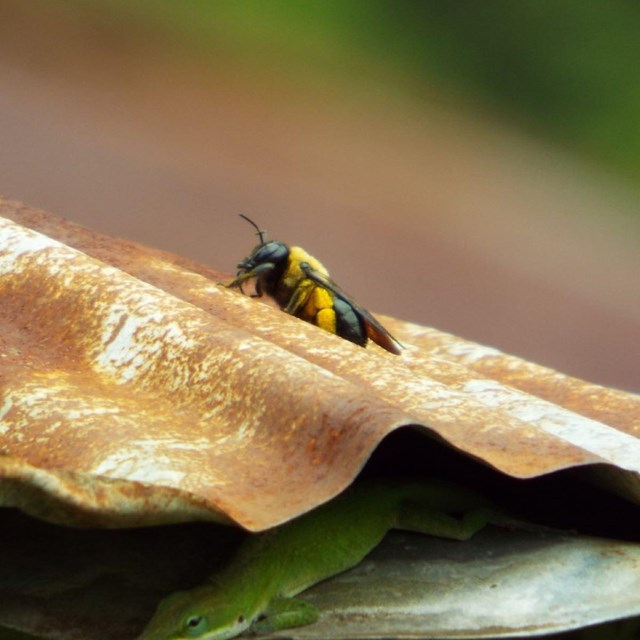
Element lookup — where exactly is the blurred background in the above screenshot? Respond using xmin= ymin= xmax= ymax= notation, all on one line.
xmin=0 ymin=0 xmax=638 ymax=391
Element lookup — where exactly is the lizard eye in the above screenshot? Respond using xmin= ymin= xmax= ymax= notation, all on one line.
xmin=237 ymin=616 xmax=245 ymax=624
xmin=184 ymin=614 xmax=209 ymax=637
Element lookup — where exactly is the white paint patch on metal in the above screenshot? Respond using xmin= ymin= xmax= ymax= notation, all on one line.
xmin=0 ymin=397 xmax=13 ymax=425
xmin=93 ymin=448 xmax=186 ymax=486
xmin=463 ymin=379 xmax=640 ymax=470
xmin=437 ymin=339 xmax=504 ymax=363
xmin=0 ymin=217 xmax=60 ymax=274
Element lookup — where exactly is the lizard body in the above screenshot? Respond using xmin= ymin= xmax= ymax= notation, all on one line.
xmin=138 ymin=478 xmax=502 ymax=640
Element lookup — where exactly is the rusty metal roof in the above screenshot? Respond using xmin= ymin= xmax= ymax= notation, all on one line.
xmin=1 ymin=197 xmax=639 ymax=531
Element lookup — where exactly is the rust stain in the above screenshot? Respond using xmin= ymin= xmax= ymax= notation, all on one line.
xmin=1 ymin=197 xmax=639 ymax=531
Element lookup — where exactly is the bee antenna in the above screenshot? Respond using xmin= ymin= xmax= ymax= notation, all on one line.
xmin=238 ymin=214 xmax=267 ymax=245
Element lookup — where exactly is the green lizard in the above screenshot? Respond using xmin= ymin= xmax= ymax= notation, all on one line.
xmin=137 ymin=478 xmax=511 ymax=640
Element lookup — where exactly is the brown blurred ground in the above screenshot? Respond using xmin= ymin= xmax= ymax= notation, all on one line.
xmin=0 ymin=3 xmax=638 ymax=391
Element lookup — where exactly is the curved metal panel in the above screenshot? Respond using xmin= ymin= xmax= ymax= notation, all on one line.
xmin=1 ymin=199 xmax=639 ymax=531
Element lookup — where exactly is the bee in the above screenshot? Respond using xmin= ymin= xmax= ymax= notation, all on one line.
xmin=224 ymin=215 xmax=403 ymax=354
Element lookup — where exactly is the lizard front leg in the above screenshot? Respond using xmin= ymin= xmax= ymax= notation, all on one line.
xmin=250 ymin=597 xmax=319 ymax=634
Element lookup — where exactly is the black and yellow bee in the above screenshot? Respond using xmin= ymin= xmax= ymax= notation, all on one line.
xmin=225 ymin=215 xmax=403 ymax=354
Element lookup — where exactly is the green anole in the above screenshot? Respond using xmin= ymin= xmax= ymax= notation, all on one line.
xmin=138 ymin=478 xmax=514 ymax=640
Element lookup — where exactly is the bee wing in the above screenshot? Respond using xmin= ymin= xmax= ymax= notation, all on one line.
xmin=300 ymin=263 xmax=403 ymax=355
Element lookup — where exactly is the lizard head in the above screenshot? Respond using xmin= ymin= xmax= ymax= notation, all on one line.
xmin=137 ymin=582 xmax=254 ymax=640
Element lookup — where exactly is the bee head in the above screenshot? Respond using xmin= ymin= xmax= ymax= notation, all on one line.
xmin=237 ymin=240 xmax=289 ymax=273
xmin=235 ymin=215 xmax=289 ymax=275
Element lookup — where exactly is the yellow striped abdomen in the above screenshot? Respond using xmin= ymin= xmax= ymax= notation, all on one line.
xmin=302 ymin=286 xmax=336 ymax=334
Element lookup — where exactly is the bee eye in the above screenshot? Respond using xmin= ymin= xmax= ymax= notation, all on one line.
xmin=254 ymin=241 xmax=288 ymax=264
xmin=184 ymin=614 xmax=208 ymax=636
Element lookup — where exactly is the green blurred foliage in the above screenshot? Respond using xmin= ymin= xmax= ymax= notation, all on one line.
xmin=72 ymin=0 xmax=640 ymax=182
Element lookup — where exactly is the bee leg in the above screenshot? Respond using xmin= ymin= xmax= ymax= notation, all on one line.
xmin=250 ymin=278 xmax=264 ymax=299
xmin=225 ymin=263 xmax=275 ymax=291
xmin=284 ymin=280 xmax=314 ymax=316
xmin=225 ymin=272 xmax=252 ymax=290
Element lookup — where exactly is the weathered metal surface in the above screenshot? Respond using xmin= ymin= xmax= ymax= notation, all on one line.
xmin=396 ymin=321 xmax=640 ymax=437
xmin=1 ymin=197 xmax=640 ymax=531
xmin=278 ymin=529 xmax=640 ymax=639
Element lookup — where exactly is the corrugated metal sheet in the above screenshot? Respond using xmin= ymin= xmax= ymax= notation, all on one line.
xmin=2 ymin=198 xmax=640 ymax=640
xmin=280 ymin=529 xmax=640 ymax=639
xmin=1 ymin=198 xmax=639 ymax=532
